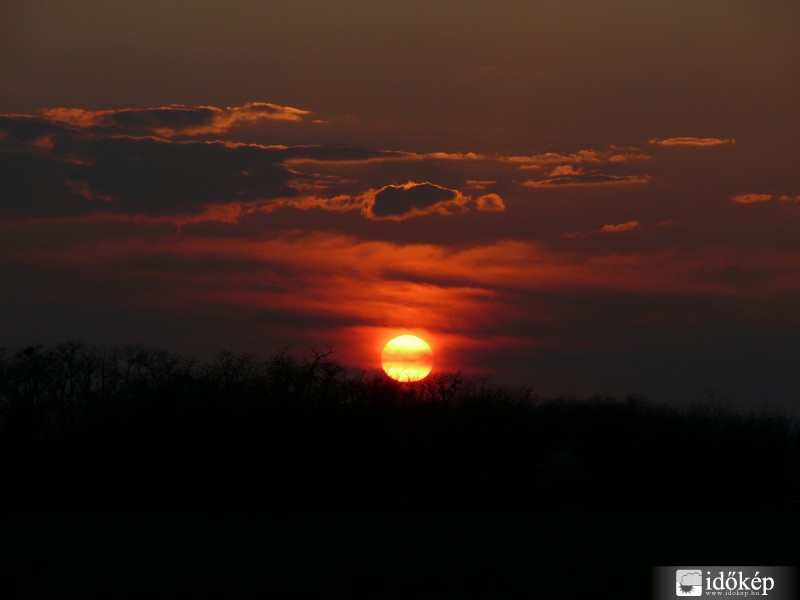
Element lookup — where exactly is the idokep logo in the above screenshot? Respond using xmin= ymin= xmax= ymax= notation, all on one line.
xmin=655 ymin=566 xmax=794 ymax=599
xmin=676 ymin=569 xmax=703 ymax=596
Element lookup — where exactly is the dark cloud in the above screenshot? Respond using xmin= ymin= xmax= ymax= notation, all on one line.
xmin=0 ymin=115 xmax=74 ymax=146
xmin=0 ymin=151 xmax=79 ymax=219
xmin=367 ymin=182 xmax=467 ymax=220
xmin=0 ymin=133 xmax=294 ymax=219
xmin=77 ymin=136 xmax=295 ymax=215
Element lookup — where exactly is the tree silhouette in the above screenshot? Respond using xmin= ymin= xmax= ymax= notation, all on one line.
xmin=0 ymin=341 xmax=797 ymax=513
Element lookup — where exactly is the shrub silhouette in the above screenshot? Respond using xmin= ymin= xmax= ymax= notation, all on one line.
xmin=0 ymin=342 xmax=797 ymax=513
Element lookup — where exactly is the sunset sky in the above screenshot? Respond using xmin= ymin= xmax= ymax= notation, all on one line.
xmin=2 ymin=1 xmax=799 ymax=409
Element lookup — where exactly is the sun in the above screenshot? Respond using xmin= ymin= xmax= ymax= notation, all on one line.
xmin=381 ymin=335 xmax=433 ymax=382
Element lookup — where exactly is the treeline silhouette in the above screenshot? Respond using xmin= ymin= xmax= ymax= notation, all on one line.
xmin=1 ymin=341 xmax=797 ymax=513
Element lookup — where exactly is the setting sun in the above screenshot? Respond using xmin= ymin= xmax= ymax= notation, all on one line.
xmin=381 ymin=335 xmax=433 ymax=382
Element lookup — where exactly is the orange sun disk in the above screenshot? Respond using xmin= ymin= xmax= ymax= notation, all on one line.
xmin=381 ymin=335 xmax=433 ymax=382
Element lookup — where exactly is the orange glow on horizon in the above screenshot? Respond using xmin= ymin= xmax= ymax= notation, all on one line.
xmin=381 ymin=335 xmax=433 ymax=382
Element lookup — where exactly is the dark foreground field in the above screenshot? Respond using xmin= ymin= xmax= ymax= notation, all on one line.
xmin=1 ymin=343 xmax=798 ymax=597
xmin=3 ymin=507 xmax=798 ymax=598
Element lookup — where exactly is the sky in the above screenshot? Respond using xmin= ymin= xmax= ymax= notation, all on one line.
xmin=2 ymin=0 xmax=800 ymax=410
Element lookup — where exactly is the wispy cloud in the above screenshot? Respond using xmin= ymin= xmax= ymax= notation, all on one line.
xmin=649 ymin=137 xmax=735 ymax=147
xmin=731 ymin=192 xmax=800 ymax=205
xmin=38 ymin=102 xmax=310 ymax=137
xmin=523 ymin=165 xmax=650 ymax=188
xmin=64 ymin=180 xmax=115 ymax=203
xmin=464 ymin=179 xmax=497 ymax=190
xmin=731 ymin=193 xmax=772 ymax=204
xmin=286 ymin=146 xmax=649 ymax=171
xmin=283 ymin=150 xmax=486 ymax=168
xmin=600 ymin=220 xmax=641 ymax=233
xmin=562 ymin=220 xmax=641 ymax=239
xmin=509 ymin=147 xmax=650 ymax=168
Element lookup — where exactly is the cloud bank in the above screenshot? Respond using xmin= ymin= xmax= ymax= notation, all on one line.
xmin=0 ymin=107 xmax=504 ymax=223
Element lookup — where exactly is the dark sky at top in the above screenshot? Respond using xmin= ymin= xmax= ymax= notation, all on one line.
xmin=2 ymin=0 xmax=800 ymax=411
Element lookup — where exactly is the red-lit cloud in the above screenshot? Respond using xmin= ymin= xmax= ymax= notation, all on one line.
xmin=6 ymin=222 xmax=796 ymax=379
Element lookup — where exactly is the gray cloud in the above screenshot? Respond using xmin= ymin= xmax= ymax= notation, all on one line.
xmin=368 ymin=182 xmax=464 ymax=219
